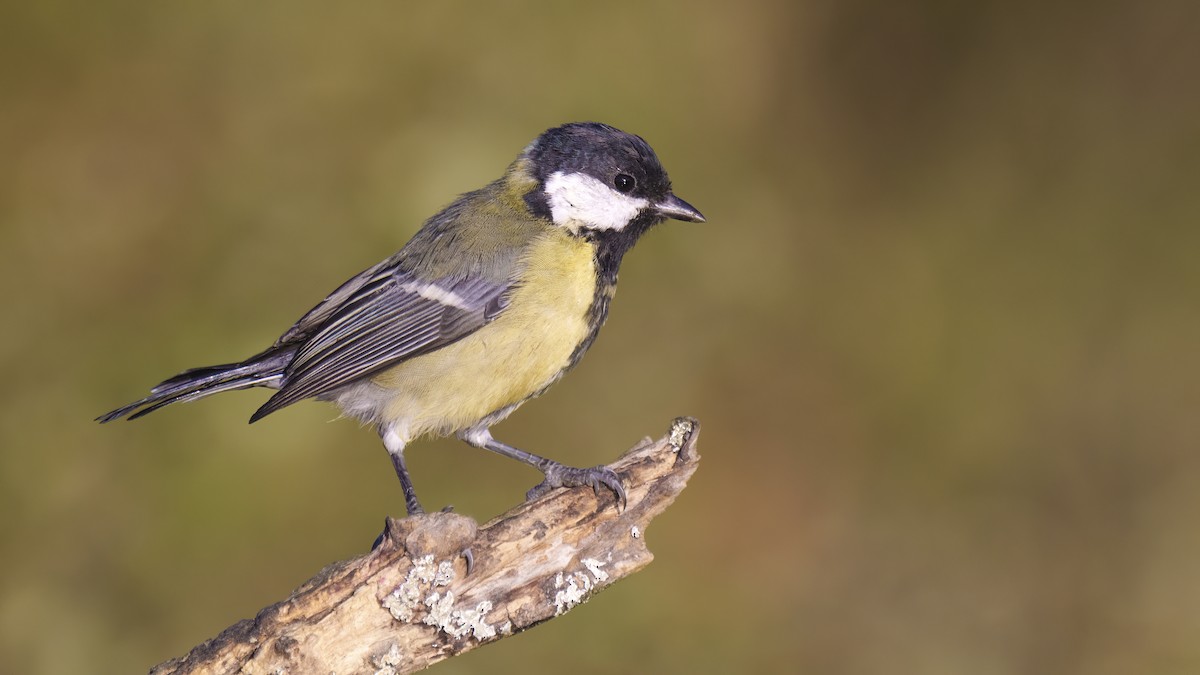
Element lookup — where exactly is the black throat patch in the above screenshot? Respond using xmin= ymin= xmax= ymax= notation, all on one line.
xmin=562 ymin=211 xmax=664 ymax=370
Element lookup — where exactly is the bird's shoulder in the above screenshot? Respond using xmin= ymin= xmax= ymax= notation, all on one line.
xmin=273 ymin=167 xmax=547 ymax=348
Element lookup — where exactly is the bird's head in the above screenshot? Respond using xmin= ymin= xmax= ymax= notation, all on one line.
xmin=520 ymin=122 xmax=704 ymax=237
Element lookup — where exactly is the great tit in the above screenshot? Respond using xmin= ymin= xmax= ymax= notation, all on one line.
xmin=99 ymin=122 xmax=704 ymax=516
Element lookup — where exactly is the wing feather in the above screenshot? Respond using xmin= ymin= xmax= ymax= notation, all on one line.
xmin=250 ymin=270 xmax=510 ymax=421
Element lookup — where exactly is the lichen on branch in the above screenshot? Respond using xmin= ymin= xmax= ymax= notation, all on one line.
xmin=150 ymin=417 xmax=701 ymax=675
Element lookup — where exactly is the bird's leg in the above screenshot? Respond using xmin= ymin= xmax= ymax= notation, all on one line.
xmin=374 ymin=427 xmax=475 ymax=570
xmin=380 ymin=425 xmax=424 ymax=516
xmin=458 ymin=426 xmax=626 ymax=510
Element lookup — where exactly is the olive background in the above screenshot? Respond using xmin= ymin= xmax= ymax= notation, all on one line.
xmin=3 ymin=2 xmax=1198 ymax=673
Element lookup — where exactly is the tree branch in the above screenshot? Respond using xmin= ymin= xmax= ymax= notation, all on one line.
xmin=151 ymin=417 xmax=702 ymax=674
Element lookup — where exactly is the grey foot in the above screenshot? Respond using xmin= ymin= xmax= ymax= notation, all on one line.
xmin=527 ymin=463 xmax=627 ymax=510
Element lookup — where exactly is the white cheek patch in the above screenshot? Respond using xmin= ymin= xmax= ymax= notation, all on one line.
xmin=544 ymin=171 xmax=649 ymax=231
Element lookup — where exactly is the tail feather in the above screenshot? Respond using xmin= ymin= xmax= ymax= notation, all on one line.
xmin=97 ymin=349 xmax=294 ymax=423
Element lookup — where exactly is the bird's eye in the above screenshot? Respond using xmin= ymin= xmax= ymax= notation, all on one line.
xmin=613 ymin=173 xmax=635 ymax=193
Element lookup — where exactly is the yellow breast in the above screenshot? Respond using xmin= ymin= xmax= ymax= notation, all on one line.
xmin=371 ymin=229 xmax=596 ymax=439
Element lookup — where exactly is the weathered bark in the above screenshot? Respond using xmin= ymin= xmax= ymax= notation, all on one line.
xmin=151 ymin=417 xmax=702 ymax=674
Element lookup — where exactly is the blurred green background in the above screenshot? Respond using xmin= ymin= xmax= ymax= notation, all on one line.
xmin=3 ymin=1 xmax=1199 ymax=673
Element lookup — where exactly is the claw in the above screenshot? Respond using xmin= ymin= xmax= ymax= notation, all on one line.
xmin=462 ymin=547 xmax=475 ymax=575
xmin=527 ymin=463 xmax=625 ymax=511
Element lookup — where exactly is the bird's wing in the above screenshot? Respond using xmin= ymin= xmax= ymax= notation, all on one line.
xmin=251 ymin=267 xmax=510 ymax=421
xmin=272 ymin=255 xmax=401 ymax=347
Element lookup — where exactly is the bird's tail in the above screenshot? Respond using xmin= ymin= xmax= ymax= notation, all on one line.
xmin=96 ymin=347 xmax=295 ymax=423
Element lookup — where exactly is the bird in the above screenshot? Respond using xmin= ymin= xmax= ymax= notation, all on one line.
xmin=98 ymin=121 xmax=705 ymax=517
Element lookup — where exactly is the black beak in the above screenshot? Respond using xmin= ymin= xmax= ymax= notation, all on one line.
xmin=654 ymin=194 xmax=706 ymax=223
